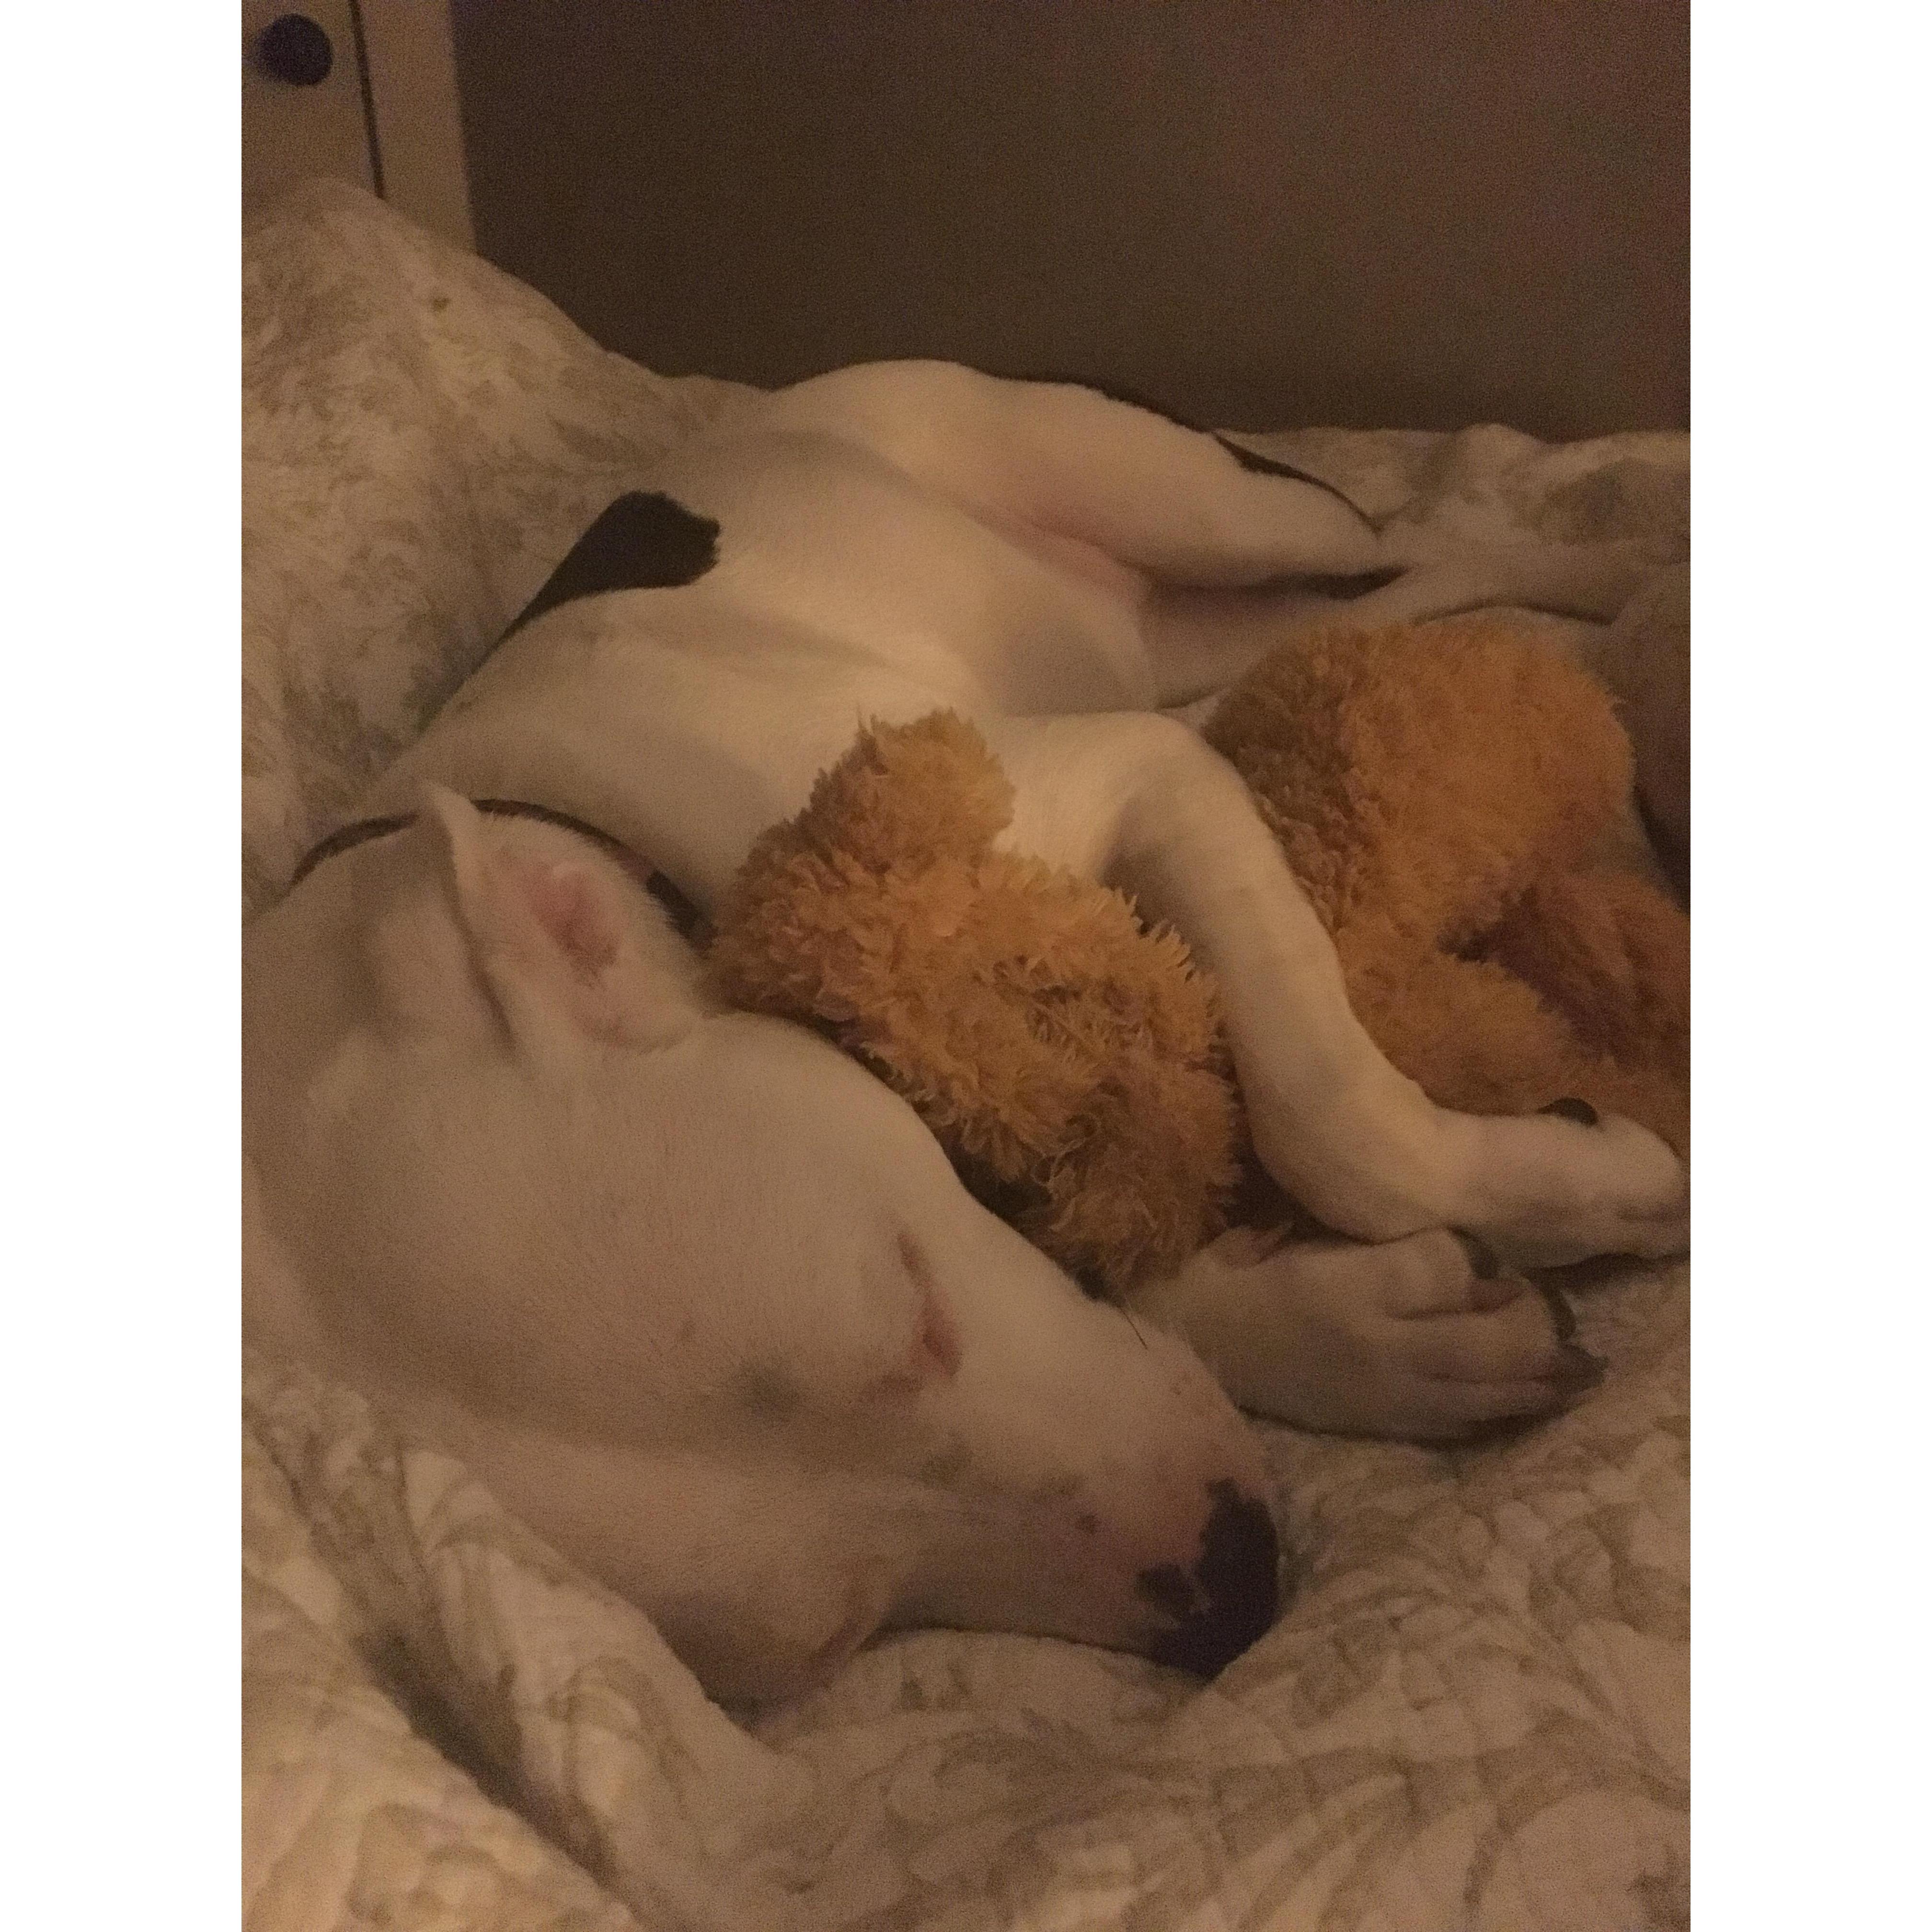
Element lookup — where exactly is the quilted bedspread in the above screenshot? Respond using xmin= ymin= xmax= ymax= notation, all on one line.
xmin=242 ymin=183 xmax=1690 ymax=1932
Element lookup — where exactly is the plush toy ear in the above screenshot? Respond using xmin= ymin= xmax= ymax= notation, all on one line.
xmin=359 ymin=785 xmax=686 ymax=1064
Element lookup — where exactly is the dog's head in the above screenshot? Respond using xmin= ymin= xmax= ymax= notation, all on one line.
xmin=244 ymin=789 xmax=1280 ymax=1700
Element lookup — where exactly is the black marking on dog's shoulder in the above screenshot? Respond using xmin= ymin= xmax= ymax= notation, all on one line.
xmin=1005 ymin=368 xmax=1375 ymax=529
xmin=499 ymin=491 xmax=720 ymax=644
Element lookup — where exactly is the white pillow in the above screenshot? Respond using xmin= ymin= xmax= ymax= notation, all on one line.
xmin=242 ymin=180 xmax=755 ymax=913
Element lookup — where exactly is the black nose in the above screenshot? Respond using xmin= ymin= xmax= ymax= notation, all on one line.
xmin=1139 ymin=1480 xmax=1284 ymax=1676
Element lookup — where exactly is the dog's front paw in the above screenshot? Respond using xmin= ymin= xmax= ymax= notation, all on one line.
xmin=1453 ymin=1107 xmax=1688 ymax=1269
xmin=1133 ymin=1227 xmax=1604 ymax=1443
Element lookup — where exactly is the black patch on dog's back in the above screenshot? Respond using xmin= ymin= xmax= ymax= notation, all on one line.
xmin=500 ymin=491 xmax=721 ymax=644
xmin=1005 ymin=369 xmax=1375 ymax=529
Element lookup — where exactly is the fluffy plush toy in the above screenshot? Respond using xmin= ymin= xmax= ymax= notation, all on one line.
xmin=710 ymin=617 xmax=1689 ymax=1295
xmin=1205 ymin=617 xmax=1689 ymax=1160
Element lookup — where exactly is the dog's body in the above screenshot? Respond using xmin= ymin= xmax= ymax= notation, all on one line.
xmin=244 ymin=363 xmax=1687 ymax=1699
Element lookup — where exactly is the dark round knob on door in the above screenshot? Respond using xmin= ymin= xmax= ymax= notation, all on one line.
xmin=258 ymin=14 xmax=334 ymax=87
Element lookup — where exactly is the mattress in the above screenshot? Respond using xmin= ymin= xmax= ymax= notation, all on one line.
xmin=242 ymin=181 xmax=1690 ymax=1932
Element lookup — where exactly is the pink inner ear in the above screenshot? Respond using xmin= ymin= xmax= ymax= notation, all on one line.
xmin=508 ymin=857 xmax=621 ymax=985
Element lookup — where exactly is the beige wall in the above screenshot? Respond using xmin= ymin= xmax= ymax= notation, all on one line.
xmin=452 ymin=0 xmax=1687 ymax=439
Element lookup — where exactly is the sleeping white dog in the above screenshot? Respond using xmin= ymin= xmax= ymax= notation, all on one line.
xmin=243 ymin=363 xmax=1687 ymax=1700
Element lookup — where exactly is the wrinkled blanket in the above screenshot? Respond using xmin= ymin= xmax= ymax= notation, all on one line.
xmin=243 ymin=182 xmax=1690 ymax=1932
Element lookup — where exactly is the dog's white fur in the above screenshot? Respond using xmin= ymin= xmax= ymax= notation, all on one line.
xmin=243 ymin=363 xmax=1687 ymax=1698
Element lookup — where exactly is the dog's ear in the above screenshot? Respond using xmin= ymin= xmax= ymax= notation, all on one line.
xmin=359 ymin=785 xmax=698 ymax=1063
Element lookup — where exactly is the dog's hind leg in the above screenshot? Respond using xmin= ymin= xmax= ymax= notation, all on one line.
xmin=974 ymin=371 xmax=1393 ymax=586
xmin=759 ymin=362 xmax=1390 ymax=584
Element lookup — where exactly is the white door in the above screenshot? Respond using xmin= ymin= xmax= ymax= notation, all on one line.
xmin=242 ymin=2 xmax=375 ymax=218
xmin=242 ymin=2 xmax=473 ymax=247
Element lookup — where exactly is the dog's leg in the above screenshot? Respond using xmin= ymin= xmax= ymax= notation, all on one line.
xmin=814 ymin=365 xmax=1647 ymax=604
xmin=984 ymin=712 xmax=1688 ymax=1268
xmin=762 ymin=363 xmax=1390 ymax=583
